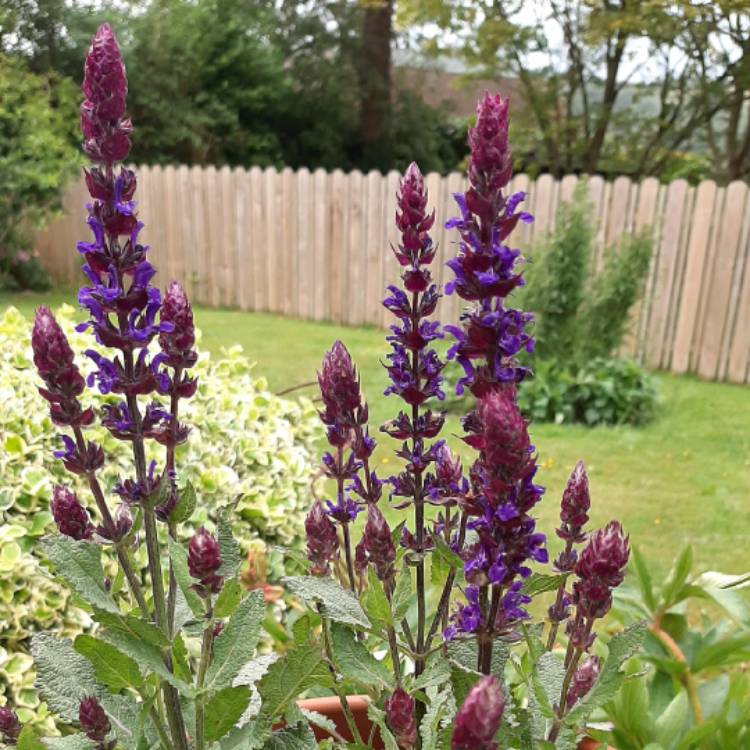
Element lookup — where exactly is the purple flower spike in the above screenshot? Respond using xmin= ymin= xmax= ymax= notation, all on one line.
xmin=319 ymin=340 xmax=362 ymax=430
xmin=157 ymin=281 xmax=198 ymax=396
xmin=51 ymin=485 xmax=93 ymax=540
xmin=384 ymin=687 xmax=418 ymax=749
xmin=565 ymin=655 xmax=601 ymax=710
xmin=0 ymin=706 xmax=21 ymax=742
xmin=32 ymin=307 xmax=94 ymax=429
xmin=572 ymin=521 xmax=630 ymax=621
xmin=451 ymin=675 xmax=504 ymax=750
xmin=362 ymin=503 xmax=396 ymax=581
xmin=305 ymin=501 xmax=340 ymax=576
xmin=558 ymin=460 xmax=590 ymax=544
xmin=79 ymin=696 xmax=111 ymax=742
xmin=188 ymin=527 xmax=223 ymax=593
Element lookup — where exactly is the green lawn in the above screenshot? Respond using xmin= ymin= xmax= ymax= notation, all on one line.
xmin=3 ymin=289 xmax=749 ymax=578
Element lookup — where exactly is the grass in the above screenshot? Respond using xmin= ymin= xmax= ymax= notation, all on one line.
xmin=3 ymin=288 xmax=750 ymax=578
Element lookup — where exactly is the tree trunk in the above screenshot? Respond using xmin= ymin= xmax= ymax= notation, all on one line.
xmin=359 ymin=0 xmax=393 ymax=164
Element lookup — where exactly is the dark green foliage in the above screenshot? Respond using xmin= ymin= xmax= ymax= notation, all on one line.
xmin=524 ymin=186 xmax=593 ymax=360
xmin=577 ymin=231 xmax=654 ymax=361
xmin=0 ymin=54 xmax=79 ymax=290
xmin=518 ymin=357 xmax=659 ymax=426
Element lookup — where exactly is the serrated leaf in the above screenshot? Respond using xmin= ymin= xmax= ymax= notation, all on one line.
xmin=92 ymin=610 xmax=170 ymax=648
xmin=263 ymin=722 xmax=318 ymax=750
xmin=283 ymin=576 xmax=370 ymax=629
xmin=391 ymin=566 xmax=412 ymax=621
xmin=42 ymin=536 xmax=117 ymax=613
xmin=522 ymin=573 xmax=568 ymax=597
xmin=42 ymin=736 xmax=95 ymax=750
xmin=447 ymin=639 xmax=508 ymax=679
xmin=204 ymin=686 xmax=252 ymax=742
xmin=420 ymin=687 xmax=454 ymax=750
xmin=99 ymin=630 xmax=194 ymax=696
xmin=414 ymin=657 xmax=452 ymax=691
xmin=168 ymin=536 xmax=204 ymax=617
xmin=218 ymin=515 xmax=242 ymax=577
xmin=32 ymin=634 xmax=99 ymax=722
xmin=171 ymin=481 xmax=197 ymax=524
xmin=206 ymin=590 xmax=265 ymax=691
xmin=74 ymin=634 xmax=143 ymax=691
xmin=362 ymin=568 xmax=393 ymax=628
xmin=215 ymin=578 xmax=244 ymax=618
xmin=367 ymin=704 xmax=400 ymax=750
xmin=173 ymin=634 xmax=191 ymax=684
xmin=566 ymin=620 xmax=648 ymax=724
xmin=330 ymin=622 xmax=394 ymax=690
xmin=299 ymin=709 xmax=338 ymax=737
xmin=532 ymin=652 xmax=565 ymax=720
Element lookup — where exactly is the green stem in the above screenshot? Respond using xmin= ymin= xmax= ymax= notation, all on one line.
xmin=195 ymin=599 xmax=215 ymax=750
xmin=149 ymin=706 xmax=173 ymax=750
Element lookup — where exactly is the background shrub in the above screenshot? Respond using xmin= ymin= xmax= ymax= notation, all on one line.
xmin=0 ymin=305 xmax=320 ymax=720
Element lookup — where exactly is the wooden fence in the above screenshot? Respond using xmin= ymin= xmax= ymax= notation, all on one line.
xmin=34 ymin=167 xmax=750 ymax=384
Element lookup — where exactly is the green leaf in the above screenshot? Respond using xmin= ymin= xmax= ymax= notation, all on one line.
xmin=32 ymin=634 xmax=99 ymax=722
xmin=92 ymin=610 xmax=170 ymax=648
xmin=172 ymin=634 xmax=192 ymax=684
xmin=218 ymin=514 xmax=242 ymax=577
xmin=215 ymin=578 xmax=244 ymax=619
xmin=662 ymin=546 xmax=693 ymax=607
xmin=329 ymin=622 xmax=394 ymax=690
xmin=522 ymin=573 xmax=567 ymax=597
xmin=367 ymin=704 xmax=400 ymax=750
xmin=391 ymin=566 xmax=412 ymax=621
xmin=283 ymin=576 xmax=370 ymax=629
xmin=17 ymin=726 xmax=46 ymax=750
xmin=171 ymin=481 xmax=197 ymax=524
xmin=168 ymin=536 xmax=204 ymax=618
xmin=74 ymin=634 xmax=144 ymax=691
xmin=413 ymin=658 xmax=452 ymax=691
xmin=43 ymin=737 xmax=96 ymax=750
xmin=532 ymin=652 xmax=565 ymax=720
xmin=632 ymin=546 xmax=657 ymax=612
xmin=204 ymin=686 xmax=252 ymax=742
xmin=566 ymin=620 xmax=648 ymax=724
xmin=419 ymin=687 xmax=454 ymax=750
xmin=654 ymin=691 xmax=689 ymax=748
xmin=206 ymin=590 xmax=265 ymax=692
xmin=98 ymin=630 xmax=194 ymax=697
xmin=362 ymin=567 xmax=393 ymax=629
xmin=691 ymin=632 xmax=750 ymax=672
xmin=41 ymin=536 xmax=117 ymax=614
xmin=262 ymin=722 xmax=318 ymax=750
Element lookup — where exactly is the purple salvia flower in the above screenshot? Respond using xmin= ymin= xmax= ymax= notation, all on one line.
xmin=51 ymin=485 xmax=93 ymax=540
xmin=0 ymin=706 xmax=21 ymax=742
xmin=156 ymin=280 xmax=198 ymax=399
xmin=188 ymin=527 xmax=223 ymax=593
xmin=305 ymin=501 xmax=340 ymax=576
xmin=451 ymin=675 xmax=504 ymax=750
xmin=384 ymin=687 xmax=417 ymax=749
xmin=362 ymin=503 xmax=396 ymax=581
xmin=554 ymin=460 xmax=591 ymax=574
xmin=79 ymin=696 xmax=111 ymax=743
xmin=565 ymin=655 xmax=601 ymax=710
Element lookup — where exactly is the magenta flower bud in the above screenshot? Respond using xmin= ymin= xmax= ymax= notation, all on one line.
xmin=468 ymin=93 xmax=512 ymax=199
xmin=384 ymin=687 xmax=417 ymax=749
xmin=565 ymin=655 xmax=601 ymax=710
xmin=573 ymin=521 xmax=630 ymax=620
xmin=395 ymin=162 xmax=435 ymax=254
xmin=79 ymin=696 xmax=110 ymax=742
xmin=32 ymin=307 xmax=93 ymax=428
xmin=159 ymin=281 xmax=198 ymax=371
xmin=557 ymin=461 xmax=590 ymax=544
xmin=81 ymin=24 xmax=131 ymax=164
xmin=305 ymin=501 xmax=340 ymax=576
xmin=0 ymin=706 xmax=21 ymax=741
xmin=474 ymin=390 xmax=532 ymax=477
xmin=51 ymin=485 xmax=93 ymax=540
xmin=451 ymin=675 xmax=505 ymax=750
xmin=363 ymin=504 xmax=396 ymax=581
xmin=318 ymin=341 xmax=362 ymax=426
xmin=188 ymin=527 xmax=223 ymax=592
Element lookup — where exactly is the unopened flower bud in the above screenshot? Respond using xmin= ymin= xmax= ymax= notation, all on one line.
xmin=318 ymin=341 xmax=361 ymax=424
xmin=451 ymin=675 xmax=504 ymax=750
xmin=188 ymin=527 xmax=223 ymax=592
xmin=0 ymin=706 xmax=21 ymax=741
xmin=79 ymin=696 xmax=110 ymax=742
xmin=363 ymin=504 xmax=396 ymax=581
xmin=51 ymin=485 xmax=93 ymax=540
xmin=557 ymin=461 xmax=590 ymax=546
xmin=384 ymin=687 xmax=417 ymax=749
xmin=305 ymin=501 xmax=339 ymax=576
xmin=159 ymin=281 xmax=197 ymax=369
xmin=566 ymin=655 xmax=601 ymax=710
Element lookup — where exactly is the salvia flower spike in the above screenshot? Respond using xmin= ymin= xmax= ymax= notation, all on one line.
xmin=0 ymin=706 xmax=21 ymax=743
xmin=305 ymin=500 xmax=340 ymax=576
xmin=79 ymin=696 xmax=111 ymax=744
xmin=565 ymin=655 xmax=601 ymax=710
xmin=451 ymin=675 xmax=505 ymax=750
xmin=51 ymin=485 xmax=93 ymax=540
xmin=188 ymin=527 xmax=224 ymax=594
xmin=384 ymin=687 xmax=418 ymax=749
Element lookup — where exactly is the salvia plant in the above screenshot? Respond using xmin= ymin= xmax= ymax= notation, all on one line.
xmin=3 ymin=23 xmax=647 ymax=750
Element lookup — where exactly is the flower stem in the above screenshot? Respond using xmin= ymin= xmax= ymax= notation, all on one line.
xmin=480 ymin=585 xmax=502 ymax=675
xmin=342 ymin=522 xmax=357 ymax=592
xmin=195 ymin=599 xmax=215 ymax=750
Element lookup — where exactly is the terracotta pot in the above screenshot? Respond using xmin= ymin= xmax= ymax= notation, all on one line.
xmin=297 ymin=696 xmax=613 ymax=750
xmin=297 ymin=695 xmax=382 ymax=748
